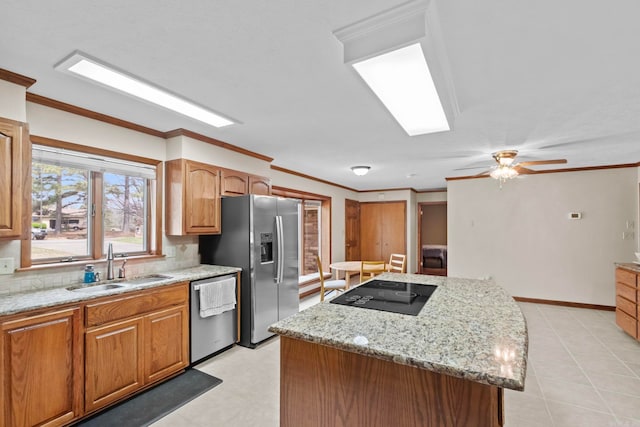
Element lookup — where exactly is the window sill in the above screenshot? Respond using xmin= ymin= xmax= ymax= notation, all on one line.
xmin=16 ymin=254 xmax=165 ymax=273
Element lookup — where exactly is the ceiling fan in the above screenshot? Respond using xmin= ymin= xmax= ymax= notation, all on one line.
xmin=476 ymin=150 xmax=567 ymax=182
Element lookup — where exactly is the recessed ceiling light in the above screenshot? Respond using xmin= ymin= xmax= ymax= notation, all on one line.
xmin=352 ymin=43 xmax=449 ymax=136
xmin=55 ymin=51 xmax=235 ymax=128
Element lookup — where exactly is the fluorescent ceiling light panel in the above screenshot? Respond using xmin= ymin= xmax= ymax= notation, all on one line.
xmin=352 ymin=43 xmax=449 ymax=136
xmin=56 ymin=52 xmax=234 ymax=128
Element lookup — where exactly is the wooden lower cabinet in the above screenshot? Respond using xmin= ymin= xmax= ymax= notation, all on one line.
xmin=0 ymin=307 xmax=83 ymax=427
xmin=85 ymin=318 xmax=145 ymax=412
xmin=615 ymin=266 xmax=639 ymax=340
xmin=144 ymin=305 xmax=189 ymax=383
xmin=0 ymin=282 xmax=190 ymax=426
xmin=84 ymin=283 xmax=190 ymax=414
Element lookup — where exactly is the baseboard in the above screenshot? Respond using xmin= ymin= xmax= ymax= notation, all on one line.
xmin=513 ymin=296 xmax=615 ymax=311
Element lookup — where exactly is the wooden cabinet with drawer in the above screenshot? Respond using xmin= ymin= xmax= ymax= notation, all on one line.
xmin=615 ymin=266 xmax=639 ymax=339
xmin=0 ymin=306 xmax=83 ymax=427
xmin=84 ymin=282 xmax=189 ymax=413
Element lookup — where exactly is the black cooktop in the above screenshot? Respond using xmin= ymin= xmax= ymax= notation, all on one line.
xmin=330 ymin=279 xmax=437 ymax=316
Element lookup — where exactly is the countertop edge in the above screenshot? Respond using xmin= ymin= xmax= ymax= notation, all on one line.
xmin=0 ymin=265 xmax=241 ymax=317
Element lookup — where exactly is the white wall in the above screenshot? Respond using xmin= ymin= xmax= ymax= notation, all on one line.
xmin=0 ymin=80 xmax=26 ymax=121
xmin=168 ymin=136 xmax=271 ymax=177
xmin=448 ymin=168 xmax=638 ymax=305
xmin=27 ymin=103 xmax=165 ymax=160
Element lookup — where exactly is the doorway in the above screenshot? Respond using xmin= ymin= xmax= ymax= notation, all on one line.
xmin=418 ymin=202 xmax=447 ymax=276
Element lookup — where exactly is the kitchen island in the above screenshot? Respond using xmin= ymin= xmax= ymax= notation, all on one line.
xmin=269 ymin=272 xmax=528 ymax=427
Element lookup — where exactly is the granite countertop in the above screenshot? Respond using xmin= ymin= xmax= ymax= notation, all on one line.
xmin=617 ymin=262 xmax=640 ymax=274
xmin=269 ymin=272 xmax=528 ymax=391
xmin=0 ymin=265 xmax=241 ymax=317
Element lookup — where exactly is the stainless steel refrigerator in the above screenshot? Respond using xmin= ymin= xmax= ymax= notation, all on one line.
xmin=199 ymin=195 xmax=299 ymax=348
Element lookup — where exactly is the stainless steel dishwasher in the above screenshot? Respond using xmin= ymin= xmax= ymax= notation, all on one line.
xmin=190 ymin=274 xmax=238 ymax=363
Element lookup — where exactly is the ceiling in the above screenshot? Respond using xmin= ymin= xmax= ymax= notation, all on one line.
xmin=4 ymin=0 xmax=640 ymax=191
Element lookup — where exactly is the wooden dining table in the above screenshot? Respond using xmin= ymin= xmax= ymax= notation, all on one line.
xmin=329 ymin=261 xmax=387 ymax=289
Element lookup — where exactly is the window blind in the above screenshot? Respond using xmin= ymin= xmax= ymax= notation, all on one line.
xmin=32 ymin=145 xmax=156 ymax=179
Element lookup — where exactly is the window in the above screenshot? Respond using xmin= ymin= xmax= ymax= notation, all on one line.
xmin=271 ymin=186 xmax=331 ymax=279
xmin=301 ymin=200 xmax=322 ymax=275
xmin=26 ymin=137 xmax=161 ymax=267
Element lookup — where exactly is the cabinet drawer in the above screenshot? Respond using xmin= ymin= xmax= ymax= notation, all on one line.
xmin=616 ymin=295 xmax=637 ymax=318
xmin=616 ymin=268 xmax=637 ymax=288
xmin=616 ymin=282 xmax=637 ymax=303
xmin=86 ymin=283 xmax=188 ymax=327
xmin=616 ymin=308 xmax=637 ymax=338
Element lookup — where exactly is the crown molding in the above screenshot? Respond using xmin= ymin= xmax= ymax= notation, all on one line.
xmin=164 ymin=128 xmax=272 ymax=162
xmin=446 ymin=162 xmax=640 ymax=181
xmin=0 ymin=68 xmax=37 ymax=88
xmin=270 ymin=165 xmax=358 ymax=192
xmin=26 ymin=92 xmax=165 ymax=137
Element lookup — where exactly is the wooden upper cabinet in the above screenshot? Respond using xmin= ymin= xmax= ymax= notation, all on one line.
xmin=221 ymin=169 xmax=271 ymax=197
xmin=0 ymin=117 xmax=29 ymax=240
xmin=1 ymin=307 xmax=83 ymax=427
xmin=249 ymin=174 xmax=272 ymax=195
xmin=165 ymin=159 xmax=221 ymax=235
xmin=221 ymin=169 xmax=249 ymax=196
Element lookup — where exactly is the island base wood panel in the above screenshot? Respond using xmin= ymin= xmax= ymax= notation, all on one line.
xmin=280 ymin=337 xmax=503 ymax=427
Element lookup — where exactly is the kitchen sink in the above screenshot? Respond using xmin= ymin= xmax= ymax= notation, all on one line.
xmin=67 ymin=283 xmax=126 ymax=293
xmin=121 ymin=274 xmax=173 ymax=285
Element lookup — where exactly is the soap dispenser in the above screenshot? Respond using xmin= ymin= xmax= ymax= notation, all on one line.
xmin=83 ymin=264 xmax=95 ymax=284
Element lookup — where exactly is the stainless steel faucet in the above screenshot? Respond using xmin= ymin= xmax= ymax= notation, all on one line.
xmin=106 ymin=243 xmax=115 ymax=280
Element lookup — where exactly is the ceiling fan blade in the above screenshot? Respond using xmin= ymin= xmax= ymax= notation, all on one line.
xmin=517 ymin=159 xmax=567 ymax=167
xmin=473 ymin=169 xmax=492 ymax=177
xmin=513 ymin=166 xmax=537 ymax=174
xmin=453 ymin=165 xmax=491 ymax=171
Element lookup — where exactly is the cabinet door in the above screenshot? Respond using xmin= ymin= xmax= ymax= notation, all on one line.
xmin=221 ymin=169 xmax=249 ymax=196
xmin=144 ymin=305 xmax=189 ymax=383
xmin=1 ymin=307 xmax=82 ymax=427
xmin=0 ymin=118 xmax=27 ymax=239
xmin=381 ymin=202 xmax=406 ymax=262
xmin=185 ymin=161 xmax=221 ymax=234
xmin=248 ymin=175 xmax=272 ymax=195
xmin=360 ymin=203 xmax=383 ymax=261
xmin=85 ymin=318 xmax=144 ymax=412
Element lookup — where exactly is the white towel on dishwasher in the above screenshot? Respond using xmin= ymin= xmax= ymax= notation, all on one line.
xmin=199 ymin=278 xmax=237 ymax=318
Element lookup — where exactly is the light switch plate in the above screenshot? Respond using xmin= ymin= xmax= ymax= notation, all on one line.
xmin=0 ymin=257 xmax=15 ymax=275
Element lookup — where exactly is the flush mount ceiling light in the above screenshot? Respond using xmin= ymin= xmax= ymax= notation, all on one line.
xmin=352 ymin=43 xmax=448 ymax=136
xmin=351 ymin=166 xmax=371 ymax=176
xmin=55 ymin=51 xmax=235 ymax=128
xmin=333 ymin=0 xmax=458 ymax=136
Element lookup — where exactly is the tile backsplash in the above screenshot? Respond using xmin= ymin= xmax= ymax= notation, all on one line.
xmin=0 ymin=236 xmax=201 ymax=295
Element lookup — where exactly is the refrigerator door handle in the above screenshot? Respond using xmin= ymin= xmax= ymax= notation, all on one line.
xmin=275 ymin=215 xmax=284 ymax=283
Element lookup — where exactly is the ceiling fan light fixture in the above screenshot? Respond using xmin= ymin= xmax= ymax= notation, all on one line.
xmin=351 ymin=166 xmax=371 ymax=176
xmin=489 ymin=165 xmax=518 ymax=181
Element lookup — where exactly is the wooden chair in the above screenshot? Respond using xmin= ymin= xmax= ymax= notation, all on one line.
xmin=360 ymin=261 xmax=386 ymax=283
xmin=388 ymin=253 xmax=406 ymax=273
xmin=316 ymin=256 xmax=347 ymax=302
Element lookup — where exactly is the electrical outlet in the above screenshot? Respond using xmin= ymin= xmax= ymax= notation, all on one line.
xmin=0 ymin=257 xmax=15 ymax=275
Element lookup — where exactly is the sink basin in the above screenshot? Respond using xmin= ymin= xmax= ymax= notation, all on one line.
xmin=67 ymin=283 xmax=126 ymax=293
xmin=121 ymin=274 xmax=173 ymax=285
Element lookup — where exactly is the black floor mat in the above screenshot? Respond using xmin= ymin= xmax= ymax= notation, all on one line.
xmin=74 ymin=369 xmax=222 ymax=427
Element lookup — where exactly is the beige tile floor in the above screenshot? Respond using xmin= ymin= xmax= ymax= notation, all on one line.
xmin=151 ymin=298 xmax=640 ymax=427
